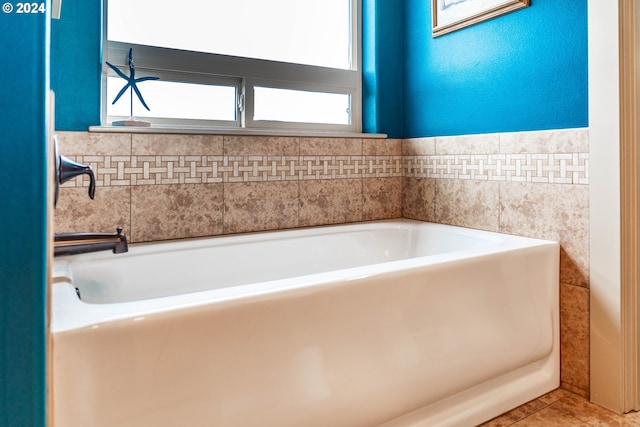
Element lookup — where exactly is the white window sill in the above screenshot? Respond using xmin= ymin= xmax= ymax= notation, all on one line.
xmin=89 ymin=125 xmax=387 ymax=139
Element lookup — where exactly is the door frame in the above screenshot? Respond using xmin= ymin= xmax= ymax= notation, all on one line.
xmin=589 ymin=0 xmax=640 ymax=413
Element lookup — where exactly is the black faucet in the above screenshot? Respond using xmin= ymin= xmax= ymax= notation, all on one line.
xmin=53 ymin=135 xmax=128 ymax=257
xmin=54 ymin=227 xmax=129 ymax=257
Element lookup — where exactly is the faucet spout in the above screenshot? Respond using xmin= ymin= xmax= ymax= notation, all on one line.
xmin=54 ymin=227 xmax=128 ymax=257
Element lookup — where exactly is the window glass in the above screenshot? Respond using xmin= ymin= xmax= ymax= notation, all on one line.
xmin=107 ymin=0 xmax=351 ymax=69
xmin=104 ymin=0 xmax=360 ymax=131
xmin=254 ymin=87 xmax=350 ymax=125
xmin=106 ymin=78 xmax=237 ymax=122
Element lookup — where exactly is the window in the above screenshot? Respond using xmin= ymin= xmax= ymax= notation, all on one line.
xmin=103 ymin=0 xmax=361 ymax=132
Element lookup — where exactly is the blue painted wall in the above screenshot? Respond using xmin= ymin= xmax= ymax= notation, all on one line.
xmin=362 ymin=0 xmax=404 ymax=137
xmin=50 ymin=0 xmax=588 ymax=138
xmin=403 ymin=0 xmax=588 ymax=137
xmin=51 ymin=0 xmax=102 ymax=130
xmin=0 ymin=5 xmax=49 ymax=427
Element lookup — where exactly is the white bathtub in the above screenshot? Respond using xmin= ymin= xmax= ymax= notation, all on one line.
xmin=52 ymin=219 xmax=559 ymax=427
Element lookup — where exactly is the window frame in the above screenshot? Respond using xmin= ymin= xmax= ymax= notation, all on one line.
xmin=101 ymin=1 xmax=362 ymax=133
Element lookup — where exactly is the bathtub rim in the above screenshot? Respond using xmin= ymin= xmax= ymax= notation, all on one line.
xmin=53 ymin=219 xmax=507 ymax=268
xmin=51 ymin=219 xmax=559 ymax=334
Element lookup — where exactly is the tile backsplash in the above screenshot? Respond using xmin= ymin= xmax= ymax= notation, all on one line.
xmin=54 ymin=132 xmax=402 ymax=241
xmin=54 ymin=127 xmax=589 ymax=397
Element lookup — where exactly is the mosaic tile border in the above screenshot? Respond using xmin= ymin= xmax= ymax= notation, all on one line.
xmin=404 ymin=153 xmax=589 ymax=184
xmin=57 ymin=128 xmax=589 ymax=188
xmin=61 ymin=152 xmax=588 ymax=188
xmin=60 ymin=155 xmax=405 ymax=188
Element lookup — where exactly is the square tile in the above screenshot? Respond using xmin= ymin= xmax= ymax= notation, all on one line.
xmin=500 ymin=182 xmax=589 ymax=287
xmin=54 ymin=186 xmax=130 ymax=234
xmin=403 ymin=138 xmax=435 ymax=156
xmin=131 ymin=183 xmax=223 ymax=242
xmin=223 ymin=136 xmax=298 ymax=156
xmin=363 ymin=177 xmax=402 ymax=220
xmin=435 ymin=179 xmax=500 ymax=231
xmin=363 ymin=138 xmax=401 ymax=156
xmin=299 ymin=179 xmax=362 ymax=226
xmin=402 ymin=177 xmax=436 ymax=221
xmin=560 ymin=283 xmax=590 ymax=394
xmin=435 ymin=133 xmax=500 ymax=155
xmin=56 ymin=131 xmax=131 ymax=156
xmin=300 ymin=137 xmax=362 ymax=156
xmin=132 ymin=134 xmax=223 ymax=156
xmin=223 ymin=181 xmax=299 ymax=233
xmin=499 ymin=128 xmax=589 ymax=154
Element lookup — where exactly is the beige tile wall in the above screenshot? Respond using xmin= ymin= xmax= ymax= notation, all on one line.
xmin=402 ymin=127 xmax=590 ymax=397
xmin=55 ymin=127 xmax=589 ymax=397
xmin=54 ymin=132 xmax=403 ymax=242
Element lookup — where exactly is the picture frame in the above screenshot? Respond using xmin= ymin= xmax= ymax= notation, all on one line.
xmin=432 ymin=0 xmax=530 ymax=38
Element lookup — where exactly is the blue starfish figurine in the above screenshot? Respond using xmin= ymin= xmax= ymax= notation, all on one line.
xmin=106 ymin=48 xmax=159 ymax=113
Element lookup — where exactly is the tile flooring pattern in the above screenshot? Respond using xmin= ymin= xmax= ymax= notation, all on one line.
xmin=480 ymin=389 xmax=640 ymax=426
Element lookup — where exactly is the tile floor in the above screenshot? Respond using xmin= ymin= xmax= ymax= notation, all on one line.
xmin=479 ymin=388 xmax=640 ymax=426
